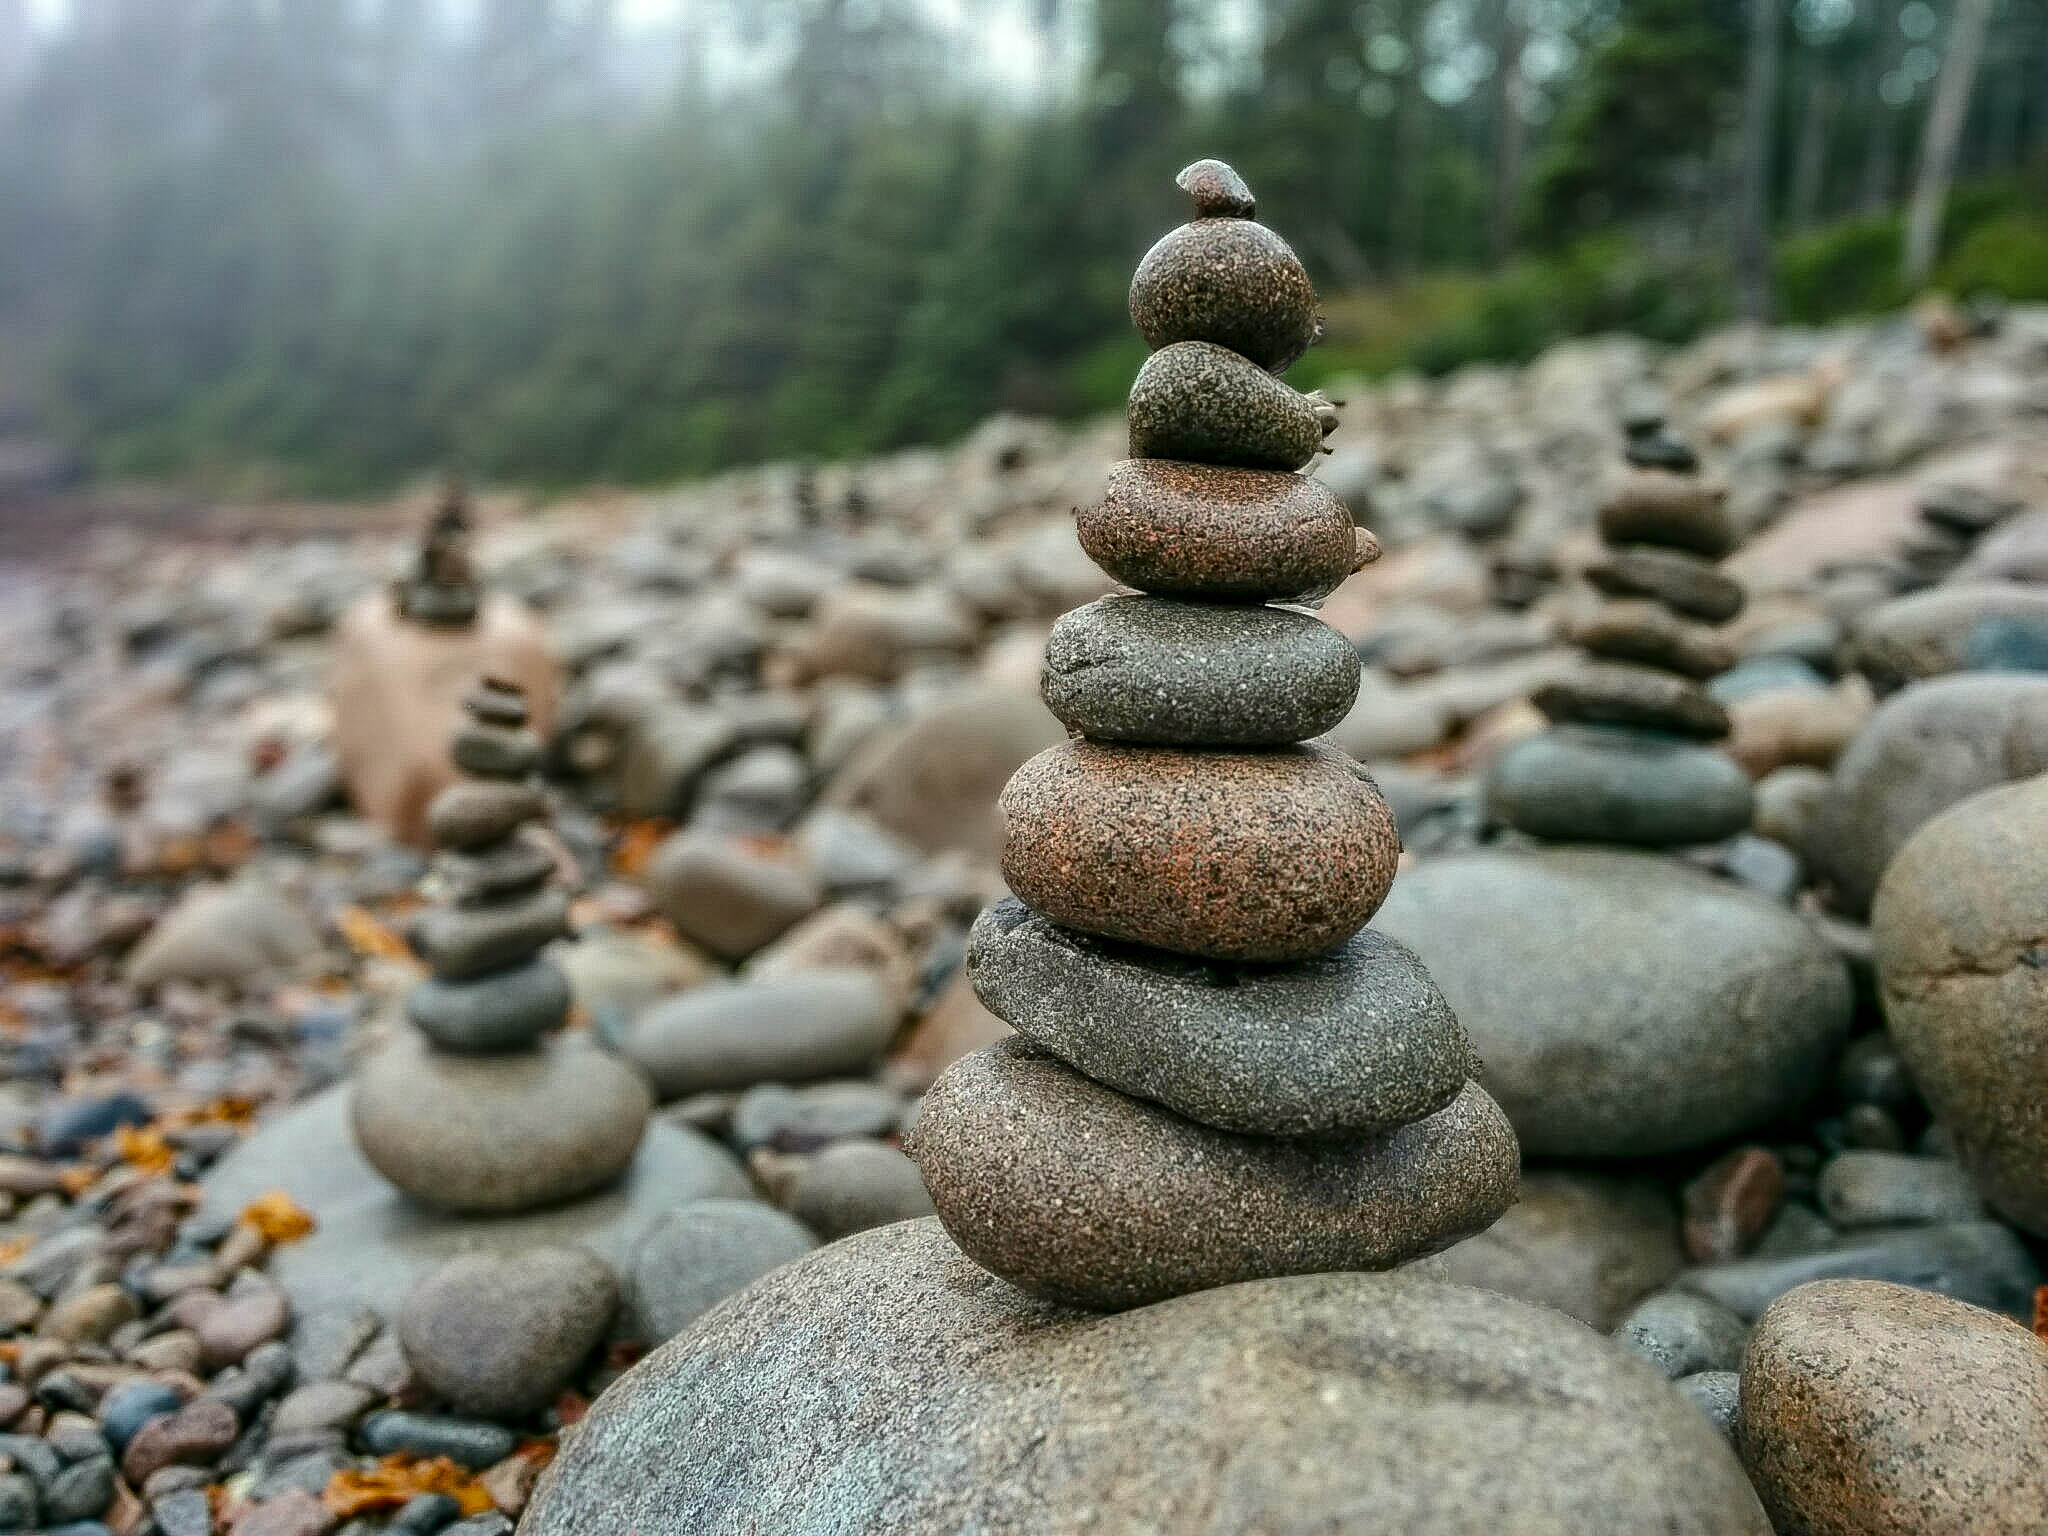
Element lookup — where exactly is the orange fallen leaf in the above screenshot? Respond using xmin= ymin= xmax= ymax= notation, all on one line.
xmin=57 ymin=1165 xmax=99 ymax=1199
xmin=240 ymin=1190 xmax=317 ymax=1244
xmin=324 ymin=1456 xmax=494 ymax=1517
xmin=2034 ymin=1285 xmax=2047 ymax=1342
xmin=0 ymin=1237 xmax=31 ymax=1267
xmin=609 ymin=818 xmax=673 ymax=880
xmin=113 ymin=1124 xmax=176 ymax=1175
xmin=334 ymin=905 xmax=415 ymax=963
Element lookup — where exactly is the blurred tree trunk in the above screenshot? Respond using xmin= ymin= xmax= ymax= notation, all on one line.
xmin=1788 ymin=70 xmax=1832 ymax=231
xmin=1489 ymin=0 xmax=1526 ymax=264
xmin=1858 ymin=0 xmax=1900 ymax=211
xmin=1903 ymin=0 xmax=1993 ymax=286
xmin=1734 ymin=0 xmax=1779 ymax=324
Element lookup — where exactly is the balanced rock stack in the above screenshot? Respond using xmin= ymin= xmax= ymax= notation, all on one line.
xmin=905 ymin=160 xmax=1519 ymax=1312
xmin=1485 ymin=407 xmax=1755 ymax=846
xmin=352 ymin=678 xmax=653 ymax=1213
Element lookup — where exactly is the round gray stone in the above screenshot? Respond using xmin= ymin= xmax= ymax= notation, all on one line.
xmin=624 ymin=1198 xmax=816 ymax=1345
xmin=1612 ymin=1290 xmax=1750 ymax=1379
xmin=1042 ymin=595 xmax=1360 ymax=746
xmin=620 ymin=971 xmax=898 ymax=1102
xmin=1372 ymin=848 xmax=1852 ymax=1157
xmin=198 ymin=1086 xmax=749 ymax=1321
xmin=521 ymin=1220 xmax=1771 ymax=1535
xmin=1484 ymin=725 xmax=1755 ymax=846
xmin=412 ymin=887 xmax=568 ymax=981
xmin=352 ymin=1033 xmax=651 ymax=1214
xmin=399 ymin=1247 xmax=617 ymax=1417
xmin=784 ymin=1139 xmax=934 ymax=1240
xmin=966 ymin=898 xmax=1471 ymax=1137
xmin=1128 ymin=215 xmax=1319 ymax=373
xmin=404 ymin=959 xmax=570 ymax=1053
xmin=906 ymin=1039 xmax=1518 ymax=1311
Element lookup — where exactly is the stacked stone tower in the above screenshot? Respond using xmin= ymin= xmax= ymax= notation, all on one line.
xmin=352 ymin=678 xmax=653 ymax=1214
xmin=905 ymin=161 xmax=1519 ymax=1312
xmin=1484 ymin=409 xmax=1756 ymax=847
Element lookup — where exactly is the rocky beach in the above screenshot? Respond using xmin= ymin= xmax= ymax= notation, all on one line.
xmin=0 ymin=210 xmax=2045 ymax=1529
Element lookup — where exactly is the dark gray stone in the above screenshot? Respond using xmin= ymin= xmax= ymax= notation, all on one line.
xmin=1484 ymin=725 xmax=1754 ymax=846
xmin=1677 ymin=1220 xmax=2042 ymax=1321
xmin=621 ymin=972 xmax=898 ymax=1101
xmin=1372 ymin=848 xmax=1852 ymax=1157
xmin=1613 ymin=1291 xmax=1749 ymax=1379
xmin=521 ymin=1220 xmax=1769 ymax=1535
xmin=403 ymin=959 xmax=570 ymax=1053
xmin=359 ymin=1412 xmax=514 ymax=1470
xmin=624 ymin=1199 xmax=815 ymax=1346
xmin=966 ymin=898 xmax=1472 ymax=1138
xmin=1041 ymin=595 xmax=1359 ymax=746
xmin=412 ymin=888 xmax=567 ymax=982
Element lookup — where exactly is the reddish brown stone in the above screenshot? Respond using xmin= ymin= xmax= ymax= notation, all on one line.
xmin=1564 ymin=600 xmax=1737 ymax=680
xmin=1598 ymin=469 xmax=1737 ymax=558
xmin=1077 ymin=459 xmax=1363 ymax=602
xmin=1683 ymin=1145 xmax=1785 ymax=1263
xmin=999 ymin=739 xmax=1400 ymax=963
xmin=1586 ymin=547 xmax=1746 ymax=624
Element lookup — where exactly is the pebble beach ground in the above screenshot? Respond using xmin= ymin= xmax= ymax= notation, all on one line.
xmin=0 ymin=295 xmax=2046 ymax=1532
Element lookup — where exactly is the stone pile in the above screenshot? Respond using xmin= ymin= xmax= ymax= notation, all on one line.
xmin=1485 ymin=407 xmax=1755 ymax=845
xmin=351 ymin=679 xmax=653 ymax=1214
xmin=905 ymin=160 xmax=1518 ymax=1311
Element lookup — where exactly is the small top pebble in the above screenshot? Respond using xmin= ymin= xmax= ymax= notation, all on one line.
xmin=1176 ymin=159 xmax=1255 ymax=219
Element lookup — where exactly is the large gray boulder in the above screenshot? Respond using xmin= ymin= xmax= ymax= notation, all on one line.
xmin=524 ymin=1220 xmax=1769 ymax=1535
xmin=1373 ymin=848 xmax=1851 ymax=1157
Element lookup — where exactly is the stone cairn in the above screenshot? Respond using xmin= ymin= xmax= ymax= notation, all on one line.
xmin=351 ymin=678 xmax=653 ymax=1214
xmin=1483 ymin=406 xmax=1756 ymax=847
xmin=905 ymin=160 xmax=1519 ymax=1312
xmin=393 ymin=476 xmax=482 ymax=627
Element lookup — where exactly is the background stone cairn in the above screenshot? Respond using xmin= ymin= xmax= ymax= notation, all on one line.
xmin=1485 ymin=407 xmax=1757 ymax=846
xmin=351 ymin=677 xmax=653 ymax=1213
xmin=906 ymin=160 xmax=1519 ymax=1311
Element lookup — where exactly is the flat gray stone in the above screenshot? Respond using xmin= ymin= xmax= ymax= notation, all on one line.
xmin=522 ymin=1220 xmax=1770 ymax=1535
xmin=967 ymin=898 xmax=1471 ymax=1137
xmin=200 ymin=1085 xmax=749 ymax=1320
xmin=1485 ymin=725 xmax=1754 ymax=846
xmin=624 ymin=1198 xmax=816 ymax=1345
xmin=621 ymin=971 xmax=898 ymax=1101
xmin=1677 ymin=1220 xmax=2043 ymax=1322
xmin=404 ymin=959 xmax=570 ymax=1053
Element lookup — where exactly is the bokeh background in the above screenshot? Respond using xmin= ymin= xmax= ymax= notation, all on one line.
xmin=1 ymin=0 xmax=2045 ymax=499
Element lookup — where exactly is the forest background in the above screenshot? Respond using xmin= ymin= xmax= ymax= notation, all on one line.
xmin=1 ymin=0 xmax=2045 ymax=494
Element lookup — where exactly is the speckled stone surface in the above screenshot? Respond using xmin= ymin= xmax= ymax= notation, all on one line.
xmin=1485 ymin=725 xmax=1754 ymax=845
xmin=1000 ymin=738 xmax=1401 ymax=962
xmin=906 ymin=1040 xmax=1518 ymax=1310
xmin=1586 ymin=546 xmax=1747 ymax=624
xmin=1076 ymin=459 xmax=1367 ymax=601
xmin=966 ymin=898 xmax=1473 ymax=1137
xmin=523 ymin=1219 xmax=1770 ymax=1535
xmin=1130 ymin=219 xmax=1319 ymax=374
xmin=352 ymin=1032 xmax=651 ymax=1214
xmin=1126 ymin=341 xmax=1332 ymax=471
xmin=424 ymin=781 xmax=548 ymax=851
xmin=411 ymin=886 xmax=569 ymax=980
xmin=404 ymin=956 xmax=571 ymax=1052
xmin=1565 ymin=600 xmax=1738 ymax=679
xmin=1042 ymin=595 xmax=1360 ymax=745
xmin=1598 ymin=469 xmax=1738 ymax=557
xmin=1533 ymin=662 xmax=1732 ymax=739
xmin=1739 ymin=1280 xmax=2048 ymax=1536
xmin=1174 ymin=156 xmax=1256 ymax=217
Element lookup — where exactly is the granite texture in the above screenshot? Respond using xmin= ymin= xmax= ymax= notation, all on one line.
xmin=1125 ymin=342 xmax=1332 ymax=471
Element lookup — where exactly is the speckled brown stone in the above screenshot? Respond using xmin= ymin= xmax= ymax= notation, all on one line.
xmin=1564 ymin=599 xmax=1738 ymax=679
xmin=1076 ymin=459 xmax=1367 ymax=601
xmin=1597 ymin=468 xmax=1738 ymax=558
xmin=1042 ymin=594 xmax=1360 ymax=745
xmin=906 ymin=1039 xmax=1518 ymax=1310
xmin=1130 ymin=219 xmax=1320 ymax=373
xmin=426 ymin=781 xmax=548 ymax=851
xmin=967 ymin=897 xmax=1474 ymax=1137
xmin=1127 ymin=341 xmax=1333 ymax=471
xmin=1533 ymin=662 xmax=1732 ymax=739
xmin=999 ymin=738 xmax=1400 ymax=962
xmin=1586 ymin=546 xmax=1747 ymax=624
xmin=1175 ymin=157 xmax=1256 ymax=217
xmin=1739 ymin=1279 xmax=2048 ymax=1535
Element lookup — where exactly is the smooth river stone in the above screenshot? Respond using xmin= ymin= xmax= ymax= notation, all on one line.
xmin=966 ymin=898 xmax=1472 ymax=1137
xmin=1533 ymin=662 xmax=1731 ymax=739
xmin=450 ymin=722 xmax=541 ymax=780
xmin=412 ymin=886 xmax=569 ymax=980
xmin=1076 ymin=459 xmax=1366 ymax=601
xmin=523 ymin=1219 xmax=1769 ymax=1536
xmin=1597 ymin=469 xmax=1738 ymax=558
xmin=1484 ymin=724 xmax=1755 ymax=846
xmin=999 ymin=738 xmax=1400 ymax=963
xmin=404 ymin=957 xmax=571 ymax=1053
xmin=1586 ymin=546 xmax=1747 ymax=624
xmin=1129 ymin=216 xmax=1320 ymax=373
xmin=352 ymin=1033 xmax=650 ymax=1215
xmin=433 ymin=836 xmax=554 ymax=907
xmin=1126 ymin=341 xmax=1333 ymax=471
xmin=906 ymin=1039 xmax=1518 ymax=1311
xmin=425 ymin=781 xmax=548 ymax=852
xmin=1042 ymin=595 xmax=1360 ymax=746
xmin=1564 ymin=599 xmax=1737 ymax=679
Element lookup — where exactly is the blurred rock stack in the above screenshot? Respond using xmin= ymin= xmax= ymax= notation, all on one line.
xmin=906 ymin=160 xmax=1519 ymax=1311
xmin=352 ymin=677 xmax=652 ymax=1213
xmin=1485 ymin=408 xmax=1756 ymax=845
